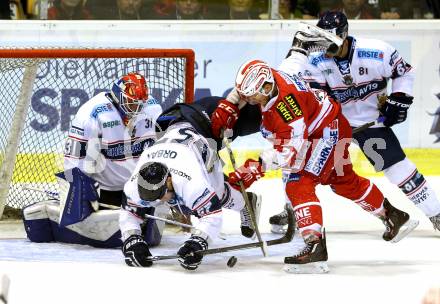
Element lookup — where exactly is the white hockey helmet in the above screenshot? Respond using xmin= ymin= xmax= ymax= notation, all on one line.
xmin=235 ymin=59 xmax=274 ymax=97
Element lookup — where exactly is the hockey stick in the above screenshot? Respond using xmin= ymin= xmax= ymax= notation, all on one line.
xmin=352 ymin=116 xmax=385 ymax=134
xmin=147 ymin=207 xmax=295 ymax=262
xmin=222 ymin=134 xmax=268 ymax=257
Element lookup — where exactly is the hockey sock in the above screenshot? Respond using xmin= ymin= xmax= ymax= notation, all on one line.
xmin=292 ymin=201 xmax=323 ymax=238
xmin=352 ymin=181 xmax=385 ymax=214
xmin=385 ymin=158 xmax=440 ymax=217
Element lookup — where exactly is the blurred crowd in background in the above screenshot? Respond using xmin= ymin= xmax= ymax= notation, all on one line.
xmin=0 ymin=0 xmax=438 ymax=20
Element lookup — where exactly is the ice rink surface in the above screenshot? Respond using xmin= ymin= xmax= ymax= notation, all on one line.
xmin=1 ymin=177 xmax=440 ymax=304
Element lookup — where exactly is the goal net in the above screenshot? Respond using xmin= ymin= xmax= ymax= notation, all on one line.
xmin=0 ymin=48 xmax=195 ymax=219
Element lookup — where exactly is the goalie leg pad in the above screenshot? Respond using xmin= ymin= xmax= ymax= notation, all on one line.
xmin=23 ymin=200 xmax=122 ymax=248
xmin=22 ymin=200 xmax=57 ymax=243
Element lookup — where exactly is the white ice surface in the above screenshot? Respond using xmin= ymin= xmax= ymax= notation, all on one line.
xmin=1 ymin=177 xmax=440 ymax=304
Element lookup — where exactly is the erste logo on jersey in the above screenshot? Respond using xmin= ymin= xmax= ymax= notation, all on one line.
xmin=310 ymin=53 xmax=331 ymax=67
xmin=91 ymin=103 xmax=113 ymax=118
xmin=275 ymin=94 xmax=303 ymax=123
xmin=357 ymin=48 xmax=384 ymax=61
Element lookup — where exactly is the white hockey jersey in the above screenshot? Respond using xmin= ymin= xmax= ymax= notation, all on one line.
xmin=120 ymin=122 xmax=225 ymax=242
xmin=64 ymin=92 xmax=162 ymax=191
xmin=307 ymin=37 xmax=415 ymax=127
xmin=278 ymin=50 xmax=323 ymax=86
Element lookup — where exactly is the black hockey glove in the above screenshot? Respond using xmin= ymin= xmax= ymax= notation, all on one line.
xmin=379 ymin=93 xmax=413 ymax=127
xmin=177 ymin=236 xmax=208 ymax=271
xmin=122 ymin=235 xmax=153 ymax=267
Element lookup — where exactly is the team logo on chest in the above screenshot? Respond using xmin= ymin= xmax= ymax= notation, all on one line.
xmin=343 ymin=75 xmax=354 ymax=86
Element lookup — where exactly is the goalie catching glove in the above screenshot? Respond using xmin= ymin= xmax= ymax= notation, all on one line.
xmin=211 ymin=89 xmax=240 ymax=138
xmin=177 ymin=236 xmax=208 ymax=270
xmin=122 ymin=234 xmax=153 ymax=267
xmin=379 ymin=93 xmax=413 ymax=127
xmin=228 ymin=159 xmax=265 ymax=191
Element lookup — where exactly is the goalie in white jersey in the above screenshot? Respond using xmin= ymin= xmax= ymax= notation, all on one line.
xmin=120 ymin=118 xmax=262 ymax=270
xmin=307 ymin=11 xmax=440 ymax=230
xmin=23 ymin=72 xmax=163 ymax=248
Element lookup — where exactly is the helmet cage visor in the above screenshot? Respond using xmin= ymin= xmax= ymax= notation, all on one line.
xmin=236 ymin=61 xmax=274 ymax=98
xmin=118 ymin=88 xmax=147 ymax=116
xmin=111 ymin=75 xmax=149 ymax=118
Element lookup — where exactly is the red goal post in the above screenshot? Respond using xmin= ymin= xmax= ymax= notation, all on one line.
xmin=0 ymin=48 xmax=195 ymax=219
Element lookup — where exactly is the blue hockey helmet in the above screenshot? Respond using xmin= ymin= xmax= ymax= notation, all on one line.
xmin=317 ymin=11 xmax=349 ymax=40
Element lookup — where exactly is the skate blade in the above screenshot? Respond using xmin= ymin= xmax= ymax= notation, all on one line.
xmin=390 ymin=219 xmax=419 ymax=243
xmin=270 ymin=225 xmax=287 ymax=234
xmin=283 ymin=261 xmax=329 ymax=274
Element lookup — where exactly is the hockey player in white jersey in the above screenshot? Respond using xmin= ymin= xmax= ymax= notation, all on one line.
xmin=23 ymin=72 xmax=163 ymax=248
xmin=120 ymin=118 xmax=261 ymax=270
xmin=308 ymin=11 xmax=440 ymax=230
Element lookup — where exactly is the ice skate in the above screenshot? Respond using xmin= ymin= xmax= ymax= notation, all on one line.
xmin=240 ymin=192 xmax=261 ymax=239
xmin=429 ymin=213 xmax=440 ymax=231
xmin=269 ymin=203 xmax=292 ymax=234
xmin=284 ymin=230 xmax=329 ymax=274
xmin=381 ymin=199 xmax=419 ymax=243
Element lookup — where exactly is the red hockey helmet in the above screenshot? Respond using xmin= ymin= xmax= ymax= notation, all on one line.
xmin=235 ymin=59 xmax=274 ymax=97
xmin=111 ymin=72 xmax=149 ymax=118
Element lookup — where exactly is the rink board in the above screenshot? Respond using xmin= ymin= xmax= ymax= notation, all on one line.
xmin=4 ymin=148 xmax=440 ymax=183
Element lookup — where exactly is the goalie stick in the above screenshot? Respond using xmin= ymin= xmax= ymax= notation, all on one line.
xmin=146 ymin=207 xmax=295 ymax=262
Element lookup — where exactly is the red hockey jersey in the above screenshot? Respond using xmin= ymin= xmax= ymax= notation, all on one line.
xmin=260 ymin=69 xmax=341 ymax=173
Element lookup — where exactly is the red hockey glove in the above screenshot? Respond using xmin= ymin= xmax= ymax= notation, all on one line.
xmin=228 ymin=159 xmax=265 ymax=191
xmin=211 ymin=99 xmax=239 ymax=138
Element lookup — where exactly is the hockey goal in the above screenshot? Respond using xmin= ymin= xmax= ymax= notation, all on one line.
xmin=0 ymin=48 xmax=195 ymax=219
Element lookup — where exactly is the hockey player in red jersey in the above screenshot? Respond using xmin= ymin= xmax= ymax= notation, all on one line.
xmin=309 ymin=11 xmax=440 ymax=231
xmin=212 ymin=59 xmax=419 ymax=273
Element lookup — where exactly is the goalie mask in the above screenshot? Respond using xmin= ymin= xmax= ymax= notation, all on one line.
xmin=289 ymin=31 xmax=336 ymax=56
xmin=235 ymin=59 xmax=274 ymax=98
xmin=137 ymin=162 xmax=170 ymax=203
xmin=290 ymin=22 xmax=344 ymax=57
xmin=111 ymin=72 xmax=149 ymax=121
